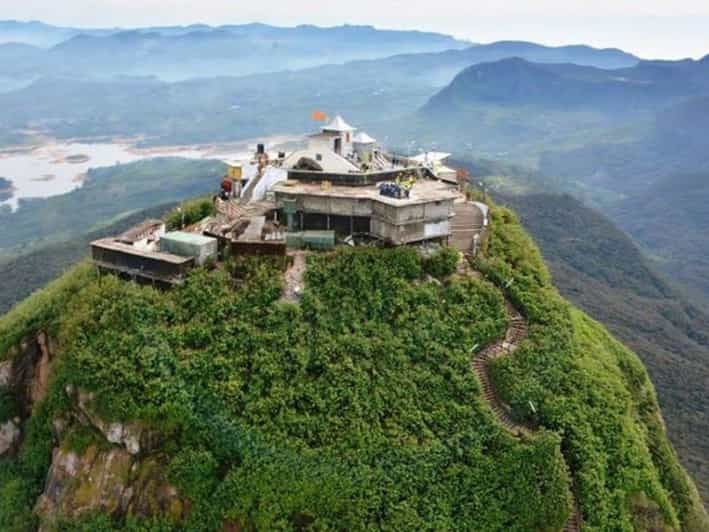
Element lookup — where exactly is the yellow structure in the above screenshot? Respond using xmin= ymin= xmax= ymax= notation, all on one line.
xmin=227 ymin=164 xmax=243 ymax=180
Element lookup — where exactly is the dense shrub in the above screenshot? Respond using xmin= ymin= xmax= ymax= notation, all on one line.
xmin=0 ymin=263 xmax=95 ymax=356
xmin=422 ymin=246 xmax=460 ymax=278
xmin=165 ymin=197 xmax=216 ymax=230
xmin=0 ymin=387 xmax=18 ymax=422
xmin=0 ymin=246 xmax=572 ymax=530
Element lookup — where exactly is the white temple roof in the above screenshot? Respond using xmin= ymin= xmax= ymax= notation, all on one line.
xmin=322 ymin=114 xmax=356 ymax=132
xmin=353 ymin=131 xmax=376 ymax=144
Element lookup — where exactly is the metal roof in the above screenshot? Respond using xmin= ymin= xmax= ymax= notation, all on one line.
xmin=161 ymin=231 xmax=217 ymax=246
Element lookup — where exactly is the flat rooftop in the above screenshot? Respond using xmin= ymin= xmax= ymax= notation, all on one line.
xmin=91 ymin=238 xmax=193 ymax=265
xmin=272 ymin=179 xmax=461 ymax=207
xmin=161 ymin=231 xmax=217 ymax=246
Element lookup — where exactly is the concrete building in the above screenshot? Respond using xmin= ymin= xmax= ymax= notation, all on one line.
xmin=91 ymin=239 xmax=194 ymax=286
xmin=91 ymin=223 xmax=219 ymax=285
xmin=272 ymin=179 xmax=459 ymax=245
xmin=160 ymin=232 xmax=218 ymax=266
xmin=262 ymin=115 xmax=469 ymax=245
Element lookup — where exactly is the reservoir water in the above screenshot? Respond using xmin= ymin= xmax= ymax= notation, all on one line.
xmin=0 ymin=137 xmax=294 ymax=210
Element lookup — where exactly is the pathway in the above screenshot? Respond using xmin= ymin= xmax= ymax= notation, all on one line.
xmin=468 ymin=267 xmax=582 ymax=531
xmin=282 ymin=252 xmax=307 ymax=303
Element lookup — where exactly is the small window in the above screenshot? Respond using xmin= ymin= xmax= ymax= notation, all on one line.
xmin=316 ymin=153 xmax=323 ymax=161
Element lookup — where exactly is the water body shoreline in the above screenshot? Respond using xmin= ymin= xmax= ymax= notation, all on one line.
xmin=0 ymin=134 xmax=299 ymax=210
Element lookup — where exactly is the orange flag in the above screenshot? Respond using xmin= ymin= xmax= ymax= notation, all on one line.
xmin=312 ymin=111 xmax=328 ymax=122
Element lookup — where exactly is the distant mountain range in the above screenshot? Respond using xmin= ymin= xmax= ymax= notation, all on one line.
xmin=0 ymin=20 xmax=642 ymax=84
xmin=398 ymin=55 xmax=709 ymax=170
xmin=0 ymin=39 xmax=646 ymax=149
xmin=0 ymin=21 xmax=470 ymax=81
xmin=424 ymin=56 xmax=709 ymax=114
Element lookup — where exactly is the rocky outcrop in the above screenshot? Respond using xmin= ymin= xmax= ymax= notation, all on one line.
xmin=70 ymin=388 xmax=157 ymax=456
xmin=2 ymin=331 xmax=57 ymax=417
xmin=0 ymin=331 xmax=56 ymax=455
xmin=34 ymin=445 xmax=186 ymax=530
xmin=31 ymin=332 xmax=53 ymax=405
xmin=0 ymin=419 xmax=21 ymax=456
xmin=0 ymin=359 xmax=12 ymax=387
xmin=3 ymin=332 xmax=185 ymax=526
xmin=32 ymin=384 xmax=182 ymax=527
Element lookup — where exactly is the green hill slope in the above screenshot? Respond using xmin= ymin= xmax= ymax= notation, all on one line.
xmin=499 ymin=192 xmax=709 ymax=504
xmin=0 ymin=202 xmax=706 ymax=530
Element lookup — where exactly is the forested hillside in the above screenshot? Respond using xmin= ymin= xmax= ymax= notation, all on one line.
xmin=0 ymin=202 xmax=177 ymax=315
xmin=498 ymin=193 xmax=709 ymax=501
xmin=539 ymin=97 xmax=709 ymax=301
xmin=609 ymin=171 xmax=709 ymax=300
xmin=0 ymin=200 xmax=706 ymax=530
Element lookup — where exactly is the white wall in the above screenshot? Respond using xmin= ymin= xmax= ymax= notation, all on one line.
xmin=250 ymin=167 xmax=288 ymax=201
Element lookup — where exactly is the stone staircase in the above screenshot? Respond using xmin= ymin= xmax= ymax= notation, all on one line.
xmin=469 ymin=287 xmax=583 ymax=531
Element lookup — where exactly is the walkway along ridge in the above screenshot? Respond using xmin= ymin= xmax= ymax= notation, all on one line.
xmin=467 ymin=265 xmax=583 ymax=532
xmin=281 ymin=251 xmax=307 ymax=303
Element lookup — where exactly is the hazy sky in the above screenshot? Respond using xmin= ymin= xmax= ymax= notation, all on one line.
xmin=6 ymin=0 xmax=709 ymax=59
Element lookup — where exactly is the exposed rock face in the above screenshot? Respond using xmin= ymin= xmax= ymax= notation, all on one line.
xmin=4 ymin=333 xmax=185 ymax=526
xmin=0 ymin=359 xmax=11 ymax=387
xmin=0 ymin=419 xmax=21 ymax=456
xmin=0 ymin=331 xmax=57 ymax=454
xmin=31 ymin=332 xmax=53 ymax=405
xmin=2 ymin=331 xmax=57 ymax=416
xmin=34 ymin=444 xmax=186 ymax=529
xmin=73 ymin=389 xmax=154 ymax=456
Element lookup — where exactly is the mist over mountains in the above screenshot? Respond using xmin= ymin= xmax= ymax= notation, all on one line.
xmin=0 ymin=20 xmax=470 ymax=81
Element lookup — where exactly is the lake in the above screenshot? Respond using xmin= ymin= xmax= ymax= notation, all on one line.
xmin=0 ymin=136 xmax=296 ymax=210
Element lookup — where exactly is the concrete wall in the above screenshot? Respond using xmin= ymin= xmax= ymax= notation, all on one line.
xmin=91 ymin=244 xmax=193 ymax=280
xmin=372 ymin=199 xmax=452 ymax=225
xmin=275 ymin=191 xmax=453 ymax=245
xmin=371 ymin=219 xmax=450 ymax=245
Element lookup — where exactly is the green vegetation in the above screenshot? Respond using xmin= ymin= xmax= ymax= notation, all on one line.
xmin=0 ymin=201 xmax=706 ymax=530
xmin=500 ymin=192 xmax=709 ymax=502
xmin=611 ymin=170 xmax=709 ymax=303
xmin=165 ymin=197 xmax=217 ymax=231
xmin=0 ymin=400 xmax=60 ymax=532
xmin=475 ymin=204 xmax=709 ymax=530
xmin=0 ymin=246 xmax=576 ymax=530
xmin=0 ymin=262 xmax=95 ymax=356
xmin=0 ymin=387 xmax=18 ymax=422
xmin=422 ymin=246 xmax=460 ymax=278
